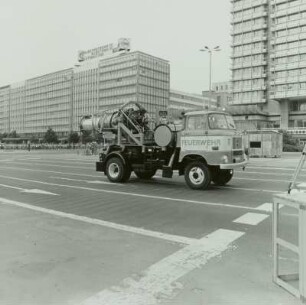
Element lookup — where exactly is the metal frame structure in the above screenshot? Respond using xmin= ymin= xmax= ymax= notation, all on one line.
xmin=273 ymin=147 xmax=306 ymax=303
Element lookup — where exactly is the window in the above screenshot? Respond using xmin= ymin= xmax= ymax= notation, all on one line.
xmin=208 ymin=114 xmax=236 ymax=130
xmin=250 ymin=141 xmax=261 ymax=148
xmin=187 ymin=116 xmax=207 ymax=130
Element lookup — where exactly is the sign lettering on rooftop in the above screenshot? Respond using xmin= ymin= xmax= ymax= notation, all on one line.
xmin=78 ymin=38 xmax=131 ymax=62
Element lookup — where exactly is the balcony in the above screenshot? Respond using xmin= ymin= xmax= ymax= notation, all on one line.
xmin=231 ymin=47 xmax=267 ymax=58
xmin=231 ymin=60 xmax=267 ymax=70
xmin=232 ymin=85 xmax=266 ymax=93
xmin=231 ymin=11 xmax=268 ymax=24
xmin=231 ymin=0 xmax=267 ymax=13
xmin=231 ymin=23 xmax=268 ymax=35
xmin=232 ymin=35 xmax=268 ymax=46
xmin=272 ymin=89 xmax=306 ymax=99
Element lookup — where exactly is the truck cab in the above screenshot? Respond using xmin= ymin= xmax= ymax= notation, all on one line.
xmin=175 ymin=110 xmax=248 ymax=189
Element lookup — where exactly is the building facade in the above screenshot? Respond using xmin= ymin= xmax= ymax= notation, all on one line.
xmin=169 ymin=89 xmax=216 ymax=119
xmin=231 ymin=0 xmax=306 ymax=130
xmin=0 ymin=45 xmax=170 ymax=138
xmin=202 ymin=81 xmax=232 ymax=111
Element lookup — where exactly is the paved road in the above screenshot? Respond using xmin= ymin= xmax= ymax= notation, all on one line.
xmin=0 ymin=150 xmax=304 ymax=305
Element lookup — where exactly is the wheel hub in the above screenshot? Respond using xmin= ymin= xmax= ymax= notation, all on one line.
xmin=189 ymin=167 xmax=205 ymax=185
xmin=108 ymin=163 xmax=120 ymax=179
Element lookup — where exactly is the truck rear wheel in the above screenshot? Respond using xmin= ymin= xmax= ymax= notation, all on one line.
xmin=134 ymin=169 xmax=156 ymax=179
xmin=105 ymin=157 xmax=131 ymax=183
xmin=212 ymin=169 xmax=233 ymax=186
xmin=184 ymin=161 xmax=211 ymax=190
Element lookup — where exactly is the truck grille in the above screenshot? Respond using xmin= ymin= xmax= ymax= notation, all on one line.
xmin=233 ymin=137 xmax=242 ymax=149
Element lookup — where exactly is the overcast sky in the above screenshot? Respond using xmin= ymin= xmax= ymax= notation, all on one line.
xmin=0 ymin=0 xmax=231 ymax=93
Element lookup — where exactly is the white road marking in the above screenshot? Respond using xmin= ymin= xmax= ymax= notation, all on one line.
xmin=255 ymin=203 xmax=285 ymax=212
xmin=49 ymin=176 xmax=116 ymax=185
xmin=0 ymin=174 xmax=274 ymax=212
xmin=0 ymin=183 xmax=58 ymax=195
xmin=255 ymin=203 xmax=273 ymax=212
xmin=0 ymin=165 xmax=102 ymax=178
xmin=224 ymin=186 xmax=279 ymax=193
xmin=81 ymin=229 xmax=244 ymax=305
xmin=0 ymin=197 xmax=195 ymax=245
xmin=2 ymin=160 xmax=89 ymax=170
xmin=233 ymin=213 xmax=270 ymax=225
xmin=247 ymin=166 xmax=306 ymax=172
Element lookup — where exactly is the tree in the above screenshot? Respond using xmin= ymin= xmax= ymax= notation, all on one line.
xmin=9 ymin=130 xmax=19 ymax=138
xmin=68 ymin=132 xmax=80 ymax=144
xmin=43 ymin=127 xmax=59 ymax=144
xmin=281 ymin=130 xmax=302 ymax=152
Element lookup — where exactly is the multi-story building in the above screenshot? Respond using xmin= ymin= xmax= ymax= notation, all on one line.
xmin=168 ymin=89 xmax=216 ymax=118
xmin=202 ymin=81 xmax=232 ymax=111
xmin=230 ymin=0 xmax=306 ymax=131
xmin=0 ymin=39 xmax=170 ymax=139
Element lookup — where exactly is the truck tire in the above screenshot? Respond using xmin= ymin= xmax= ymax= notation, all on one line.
xmin=212 ymin=169 xmax=233 ymax=186
xmin=105 ymin=157 xmax=131 ymax=183
xmin=184 ymin=161 xmax=211 ymax=190
xmin=134 ymin=169 xmax=156 ymax=179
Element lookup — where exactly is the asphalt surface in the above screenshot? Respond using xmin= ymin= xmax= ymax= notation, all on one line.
xmin=0 ymin=150 xmax=305 ymax=305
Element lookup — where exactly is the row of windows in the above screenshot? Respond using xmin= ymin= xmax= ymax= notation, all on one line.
xmin=273 ymin=11 xmax=306 ymax=24
xmin=273 ymin=68 xmax=306 ymax=78
xmin=274 ymin=54 xmax=306 ymax=64
xmin=99 ymin=61 xmax=137 ymax=73
xmin=274 ymin=25 xmax=306 ymax=37
xmin=272 ymin=83 xmax=306 ymax=90
xmin=273 ymin=39 xmax=306 ymax=50
xmin=233 ymin=6 xmax=266 ymax=19
xmin=234 ymin=29 xmax=266 ymax=42
xmin=233 ymin=78 xmax=265 ymax=87
xmin=233 ymin=91 xmax=265 ymax=100
xmin=234 ymin=17 xmax=266 ymax=30
xmin=234 ymin=54 xmax=266 ymax=64
xmin=233 ymin=41 xmax=265 ymax=53
xmin=26 ymin=75 xmax=72 ymax=89
xmin=233 ymin=66 xmax=265 ymax=75
xmin=26 ymin=86 xmax=71 ymax=96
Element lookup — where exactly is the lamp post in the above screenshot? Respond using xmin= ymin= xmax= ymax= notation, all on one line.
xmin=200 ymin=46 xmax=221 ymax=109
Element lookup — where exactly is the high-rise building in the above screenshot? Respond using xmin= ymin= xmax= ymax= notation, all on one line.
xmin=0 ymin=39 xmax=170 ymax=138
xmin=230 ymin=0 xmax=306 ymax=130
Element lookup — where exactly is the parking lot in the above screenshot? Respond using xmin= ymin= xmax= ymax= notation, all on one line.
xmin=0 ymin=150 xmax=304 ymax=305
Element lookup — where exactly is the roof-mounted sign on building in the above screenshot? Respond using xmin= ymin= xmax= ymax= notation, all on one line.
xmin=78 ymin=38 xmax=131 ymax=62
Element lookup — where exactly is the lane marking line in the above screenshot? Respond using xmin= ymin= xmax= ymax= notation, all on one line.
xmin=81 ymin=228 xmax=244 ymax=305
xmin=2 ymin=160 xmax=89 ymax=170
xmin=0 ymin=183 xmax=58 ymax=195
xmin=247 ymin=166 xmax=306 ymax=172
xmin=49 ymin=176 xmax=120 ymax=185
xmin=0 ymin=174 xmax=274 ymax=212
xmin=224 ymin=186 xmax=279 ymax=193
xmin=0 ymin=197 xmax=195 ymax=245
xmin=233 ymin=213 xmax=270 ymax=226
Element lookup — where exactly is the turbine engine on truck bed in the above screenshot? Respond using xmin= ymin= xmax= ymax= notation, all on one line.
xmin=80 ymin=101 xmax=177 ymax=147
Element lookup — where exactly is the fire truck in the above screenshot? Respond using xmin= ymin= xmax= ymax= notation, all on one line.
xmin=80 ymin=102 xmax=248 ymax=190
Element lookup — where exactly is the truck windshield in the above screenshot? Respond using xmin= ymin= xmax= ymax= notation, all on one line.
xmin=208 ymin=113 xmax=236 ymax=130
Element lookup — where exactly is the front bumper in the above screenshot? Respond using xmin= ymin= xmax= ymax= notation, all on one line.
xmin=220 ymin=155 xmax=248 ymax=170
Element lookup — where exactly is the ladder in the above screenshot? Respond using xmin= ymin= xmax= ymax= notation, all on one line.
xmin=288 ymin=144 xmax=306 ymax=194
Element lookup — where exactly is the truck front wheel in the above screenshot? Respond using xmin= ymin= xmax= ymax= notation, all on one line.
xmin=105 ymin=157 xmax=131 ymax=183
xmin=212 ymin=169 xmax=233 ymax=186
xmin=184 ymin=161 xmax=211 ymax=190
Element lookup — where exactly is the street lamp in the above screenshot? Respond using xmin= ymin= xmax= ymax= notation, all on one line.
xmin=200 ymin=46 xmax=221 ymax=109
